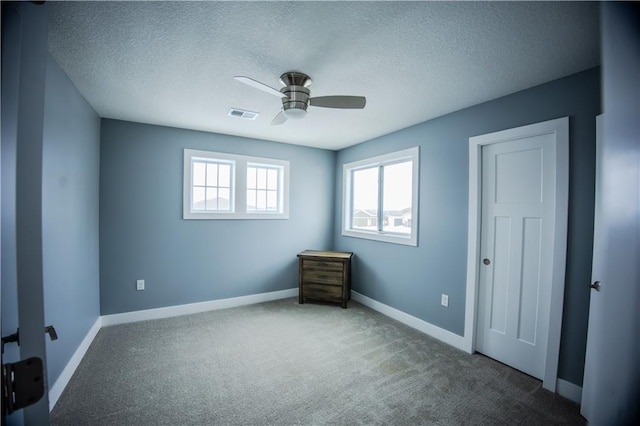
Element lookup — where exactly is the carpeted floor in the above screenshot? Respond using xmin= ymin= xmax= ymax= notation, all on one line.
xmin=51 ymin=298 xmax=584 ymax=425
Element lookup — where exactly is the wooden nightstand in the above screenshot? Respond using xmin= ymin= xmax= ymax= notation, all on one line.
xmin=297 ymin=250 xmax=353 ymax=308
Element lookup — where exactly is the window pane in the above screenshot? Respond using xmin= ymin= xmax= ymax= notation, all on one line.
xmin=218 ymin=188 xmax=230 ymax=211
xmin=205 ymin=187 xmax=217 ymax=210
xmin=206 ymin=163 xmax=218 ymax=186
xmin=219 ymin=163 xmax=231 ymax=187
xmin=267 ymin=168 xmax=278 ymax=190
xmin=267 ymin=191 xmax=277 ymax=211
xmin=246 ymin=189 xmax=257 ymax=211
xmin=257 ymin=190 xmax=267 ymax=210
xmin=193 ymin=186 xmax=205 ymax=210
xmin=247 ymin=167 xmax=257 ymax=189
xmin=382 ymin=161 xmax=412 ymax=234
xmin=193 ymin=162 xmax=206 ymax=186
xmin=257 ymin=168 xmax=267 ymax=189
xmin=352 ymin=167 xmax=379 ymax=230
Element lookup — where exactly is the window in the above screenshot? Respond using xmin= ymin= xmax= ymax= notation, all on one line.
xmin=342 ymin=147 xmax=419 ymax=246
xmin=184 ymin=149 xmax=289 ymax=220
xmin=192 ymin=160 xmax=233 ymax=212
xmin=246 ymin=164 xmax=281 ymax=212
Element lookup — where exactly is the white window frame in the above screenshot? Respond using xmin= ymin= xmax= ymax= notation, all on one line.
xmin=183 ymin=149 xmax=289 ymax=220
xmin=342 ymin=146 xmax=419 ymax=246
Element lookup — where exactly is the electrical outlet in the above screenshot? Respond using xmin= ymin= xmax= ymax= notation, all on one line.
xmin=441 ymin=294 xmax=449 ymax=307
xmin=136 ymin=279 xmax=145 ymax=291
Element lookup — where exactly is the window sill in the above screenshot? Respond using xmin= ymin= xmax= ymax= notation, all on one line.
xmin=184 ymin=211 xmax=289 ymax=220
xmin=341 ymin=229 xmax=417 ymax=246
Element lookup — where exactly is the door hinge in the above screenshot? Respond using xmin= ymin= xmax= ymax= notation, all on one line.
xmin=2 ymin=357 xmax=45 ymax=416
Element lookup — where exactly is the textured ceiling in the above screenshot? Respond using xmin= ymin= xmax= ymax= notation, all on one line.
xmin=47 ymin=1 xmax=600 ymax=150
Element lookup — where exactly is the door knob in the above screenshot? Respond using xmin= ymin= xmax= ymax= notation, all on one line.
xmin=483 ymin=258 xmax=491 ymax=265
xmin=589 ymin=281 xmax=601 ymax=291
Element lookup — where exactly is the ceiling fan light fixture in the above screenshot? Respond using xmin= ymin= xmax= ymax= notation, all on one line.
xmin=283 ymin=107 xmax=307 ymax=120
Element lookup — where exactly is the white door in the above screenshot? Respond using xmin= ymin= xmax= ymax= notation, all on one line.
xmin=582 ymin=106 xmax=639 ymax=422
xmin=475 ymin=122 xmax=565 ymax=383
xmin=581 ymin=3 xmax=640 ymax=422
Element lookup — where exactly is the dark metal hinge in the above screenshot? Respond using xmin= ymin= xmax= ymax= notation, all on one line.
xmin=2 ymin=357 xmax=45 ymax=416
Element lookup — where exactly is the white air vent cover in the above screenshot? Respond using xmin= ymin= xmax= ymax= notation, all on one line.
xmin=228 ymin=108 xmax=259 ymax=120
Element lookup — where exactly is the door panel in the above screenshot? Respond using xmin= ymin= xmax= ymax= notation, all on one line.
xmin=518 ymin=217 xmax=542 ymax=345
xmin=477 ymin=131 xmax=555 ymax=381
xmin=489 ymin=216 xmax=510 ymax=335
xmin=495 ymin=147 xmax=543 ymax=203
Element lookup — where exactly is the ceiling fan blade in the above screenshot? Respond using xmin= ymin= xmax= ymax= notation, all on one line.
xmin=309 ymin=96 xmax=366 ymax=109
xmin=271 ymin=111 xmax=287 ymax=126
xmin=233 ymin=76 xmax=287 ymax=99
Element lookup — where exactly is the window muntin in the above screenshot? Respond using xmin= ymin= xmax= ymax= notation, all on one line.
xmin=343 ymin=147 xmax=419 ymax=246
xmin=184 ymin=149 xmax=289 ymax=220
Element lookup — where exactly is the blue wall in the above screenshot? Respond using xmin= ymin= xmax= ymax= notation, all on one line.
xmin=42 ymin=55 xmax=101 ymax=390
xmin=334 ymin=67 xmax=600 ymax=386
xmin=99 ymin=120 xmax=335 ymax=315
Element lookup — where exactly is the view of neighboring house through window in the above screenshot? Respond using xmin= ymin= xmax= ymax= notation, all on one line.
xmin=184 ymin=149 xmax=289 ymax=220
xmin=343 ymin=147 xmax=419 ymax=246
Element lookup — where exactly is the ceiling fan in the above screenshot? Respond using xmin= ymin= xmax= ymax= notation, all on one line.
xmin=233 ymin=72 xmax=366 ymax=125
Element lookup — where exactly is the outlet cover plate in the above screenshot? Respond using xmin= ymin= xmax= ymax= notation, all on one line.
xmin=441 ymin=294 xmax=449 ymax=307
xmin=136 ymin=280 xmax=145 ymax=291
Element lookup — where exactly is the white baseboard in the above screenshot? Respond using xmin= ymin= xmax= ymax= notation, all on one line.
xmin=101 ymin=288 xmax=298 ymax=327
xmin=49 ymin=317 xmax=102 ymax=411
xmin=351 ymin=291 xmax=466 ymax=351
xmin=556 ymin=378 xmax=582 ymax=404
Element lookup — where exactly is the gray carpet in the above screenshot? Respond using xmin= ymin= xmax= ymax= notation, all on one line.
xmin=51 ymin=298 xmax=584 ymax=425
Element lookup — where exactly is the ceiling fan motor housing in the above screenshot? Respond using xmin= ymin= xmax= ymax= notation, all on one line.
xmin=279 ymin=72 xmax=312 ymax=119
xmin=281 ymin=85 xmax=310 ymax=116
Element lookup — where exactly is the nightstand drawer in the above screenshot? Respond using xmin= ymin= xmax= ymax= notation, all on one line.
xmin=302 ymin=259 xmax=343 ymax=272
xmin=302 ymin=270 xmax=343 ymax=285
xmin=302 ymin=283 xmax=343 ymax=300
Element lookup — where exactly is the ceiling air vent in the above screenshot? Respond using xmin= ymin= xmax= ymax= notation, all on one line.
xmin=228 ymin=108 xmax=259 ymax=120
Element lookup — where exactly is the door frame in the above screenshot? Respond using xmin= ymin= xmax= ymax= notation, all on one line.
xmin=463 ymin=117 xmax=569 ymax=392
xmin=2 ymin=2 xmax=51 ymax=423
